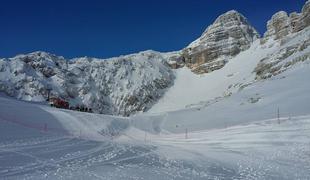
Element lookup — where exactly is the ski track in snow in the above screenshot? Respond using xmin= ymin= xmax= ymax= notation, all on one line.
xmin=1 ymin=21 xmax=310 ymax=180
xmin=0 ymin=102 xmax=310 ymax=180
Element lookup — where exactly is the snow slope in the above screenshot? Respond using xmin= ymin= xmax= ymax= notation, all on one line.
xmin=1 ymin=95 xmax=310 ymax=179
xmin=1 ymin=2 xmax=310 ymax=179
xmin=1 ymin=30 xmax=310 ymax=178
xmin=1 ymin=1 xmax=309 ymax=117
xmin=137 ymin=62 xmax=310 ymax=134
xmin=149 ymin=39 xmax=274 ymax=113
xmin=149 ymin=26 xmax=310 ymax=113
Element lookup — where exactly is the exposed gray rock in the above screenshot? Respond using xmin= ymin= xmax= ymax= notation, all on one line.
xmin=181 ymin=10 xmax=259 ymax=74
xmin=1 ymin=1 xmax=310 ymax=117
xmin=262 ymin=0 xmax=310 ymax=42
xmin=255 ymin=34 xmax=310 ymax=80
xmin=301 ymin=0 xmax=310 ymax=28
xmin=290 ymin=12 xmax=303 ymax=33
xmin=263 ymin=11 xmax=291 ymax=41
xmin=256 ymin=1 xmax=310 ymax=80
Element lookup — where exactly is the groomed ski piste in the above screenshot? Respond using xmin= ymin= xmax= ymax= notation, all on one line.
xmin=1 ymin=25 xmax=310 ymax=180
xmin=1 ymin=69 xmax=310 ymax=179
xmin=1 ymin=86 xmax=310 ymax=180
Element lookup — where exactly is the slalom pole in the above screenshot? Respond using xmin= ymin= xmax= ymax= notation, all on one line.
xmin=144 ymin=131 xmax=147 ymax=143
xmin=185 ymin=128 xmax=188 ymax=139
xmin=277 ymin=107 xmax=280 ymax=124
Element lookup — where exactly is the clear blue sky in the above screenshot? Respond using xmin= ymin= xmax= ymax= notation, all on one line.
xmin=0 ymin=0 xmax=306 ymax=59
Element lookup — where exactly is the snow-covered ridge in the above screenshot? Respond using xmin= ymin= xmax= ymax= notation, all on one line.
xmin=1 ymin=2 xmax=310 ymax=179
xmin=149 ymin=1 xmax=310 ymax=113
xmin=149 ymin=23 xmax=310 ymax=113
xmin=0 ymin=50 xmax=175 ymax=116
xmin=0 ymin=1 xmax=310 ymax=116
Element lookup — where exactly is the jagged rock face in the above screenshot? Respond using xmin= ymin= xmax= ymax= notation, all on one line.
xmin=290 ymin=12 xmax=303 ymax=33
xmin=262 ymin=0 xmax=310 ymax=42
xmin=2 ymin=1 xmax=309 ymax=116
xmin=263 ymin=11 xmax=291 ymax=41
xmin=0 ymin=51 xmax=174 ymax=116
xmin=181 ymin=10 xmax=259 ymax=74
xmin=256 ymin=1 xmax=310 ymax=80
xmin=164 ymin=51 xmax=184 ymax=69
xmin=255 ymin=28 xmax=310 ymax=80
xmin=301 ymin=0 xmax=310 ymax=27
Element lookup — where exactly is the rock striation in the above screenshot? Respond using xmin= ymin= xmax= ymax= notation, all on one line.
xmin=180 ymin=10 xmax=259 ymax=74
xmin=262 ymin=0 xmax=310 ymax=42
xmin=255 ymin=0 xmax=310 ymax=80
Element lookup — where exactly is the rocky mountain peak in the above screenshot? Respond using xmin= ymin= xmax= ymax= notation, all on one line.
xmin=263 ymin=11 xmax=291 ymax=41
xmin=176 ymin=10 xmax=259 ymax=74
xmin=14 ymin=51 xmax=64 ymax=61
xmin=191 ymin=10 xmax=259 ymax=49
xmin=262 ymin=0 xmax=310 ymax=43
xmin=302 ymin=0 xmax=310 ymax=27
xmin=1 ymin=2 xmax=309 ymax=117
xmin=8 ymin=51 xmax=68 ymax=78
xmin=211 ymin=10 xmax=249 ymax=28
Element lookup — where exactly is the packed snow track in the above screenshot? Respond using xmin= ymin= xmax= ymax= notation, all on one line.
xmin=0 ymin=96 xmax=310 ymax=180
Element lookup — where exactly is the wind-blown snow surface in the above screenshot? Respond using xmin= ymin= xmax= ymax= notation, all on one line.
xmin=1 ymin=90 xmax=310 ymax=179
xmin=1 ymin=32 xmax=310 ymax=180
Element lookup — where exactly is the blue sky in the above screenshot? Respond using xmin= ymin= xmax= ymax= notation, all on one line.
xmin=0 ymin=0 xmax=306 ymax=59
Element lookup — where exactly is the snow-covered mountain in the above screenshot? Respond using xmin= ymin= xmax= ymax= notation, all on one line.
xmin=150 ymin=1 xmax=310 ymax=113
xmin=1 ymin=2 xmax=310 ymax=179
xmin=0 ymin=0 xmax=310 ymax=116
xmin=0 ymin=51 xmax=174 ymax=116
